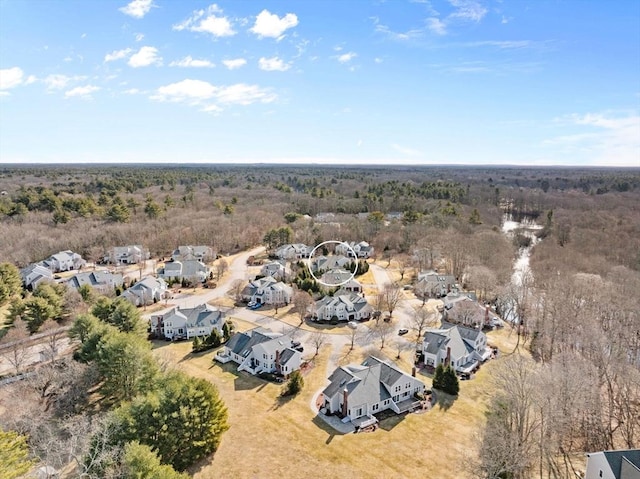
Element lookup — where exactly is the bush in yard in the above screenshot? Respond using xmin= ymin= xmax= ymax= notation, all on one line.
xmin=281 ymin=370 xmax=304 ymax=397
xmin=432 ymin=363 xmax=459 ymax=396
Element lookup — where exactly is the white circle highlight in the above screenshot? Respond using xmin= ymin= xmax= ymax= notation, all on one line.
xmin=307 ymin=240 xmax=359 ymax=287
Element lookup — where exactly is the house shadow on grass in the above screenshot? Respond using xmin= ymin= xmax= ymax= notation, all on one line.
xmin=312 ymin=415 xmax=349 ymax=445
xmin=432 ymin=389 xmax=457 ymax=411
xmin=209 ymin=361 xmax=264 ymax=391
xmin=376 ymin=410 xmax=407 ymax=431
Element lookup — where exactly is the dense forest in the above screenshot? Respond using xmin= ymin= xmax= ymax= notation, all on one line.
xmin=0 ymin=164 xmax=639 ymax=479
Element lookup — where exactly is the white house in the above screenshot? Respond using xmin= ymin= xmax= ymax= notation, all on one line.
xmin=216 ymin=327 xmax=302 ymax=377
xmin=242 ymin=276 xmax=293 ymax=305
xmin=310 ymin=255 xmax=351 ymax=273
xmin=442 ymin=294 xmax=495 ymax=329
xmin=65 ymin=271 xmax=124 ymax=294
xmin=121 ymin=276 xmax=168 ymax=306
xmin=312 ymin=292 xmax=373 ymax=322
xmin=584 ymin=449 xmax=640 ymax=479
xmin=416 ymin=271 xmax=457 ymax=298
xmin=158 ymin=259 xmax=208 ymax=283
xmin=321 ymin=356 xmax=425 ymax=426
xmin=274 ymin=243 xmax=312 ymax=260
xmin=20 ymin=263 xmax=53 ymax=290
xmin=335 ymin=241 xmax=374 ymax=259
xmin=319 ymin=269 xmax=362 ymax=292
xmin=422 ymin=322 xmax=492 ymax=374
xmin=42 ymin=250 xmax=85 ymax=273
xmin=105 ymin=245 xmax=149 ymax=265
xmin=150 ymin=304 xmax=225 ymax=340
xmin=260 ymin=261 xmax=290 ymax=280
xmin=172 ymin=245 xmax=215 ymax=262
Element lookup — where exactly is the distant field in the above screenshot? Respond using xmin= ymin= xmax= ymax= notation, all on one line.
xmin=153 ymin=337 xmax=515 ymax=479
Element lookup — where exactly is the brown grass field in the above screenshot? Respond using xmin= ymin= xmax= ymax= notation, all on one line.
xmin=152 ymin=327 xmax=524 ymax=479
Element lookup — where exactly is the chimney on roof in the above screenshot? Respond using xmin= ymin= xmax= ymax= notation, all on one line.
xmin=445 ymin=347 xmax=451 ymax=367
xmin=342 ymin=388 xmax=348 ymax=417
xmin=412 ymin=366 xmax=416 ymax=377
xmin=485 ymin=305 xmax=490 ymax=324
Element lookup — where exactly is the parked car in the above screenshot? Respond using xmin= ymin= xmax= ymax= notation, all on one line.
xmin=398 ymin=328 xmax=409 ymax=336
xmin=294 ymin=345 xmax=304 ymax=352
xmin=347 ymin=321 xmax=358 ymax=330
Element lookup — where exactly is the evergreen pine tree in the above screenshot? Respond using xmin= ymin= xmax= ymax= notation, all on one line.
xmin=432 ymin=363 xmax=444 ymax=390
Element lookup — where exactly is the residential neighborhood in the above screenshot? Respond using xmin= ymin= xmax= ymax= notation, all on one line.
xmin=150 ymin=304 xmax=225 ymax=341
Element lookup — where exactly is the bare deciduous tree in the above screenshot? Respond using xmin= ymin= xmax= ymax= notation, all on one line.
xmin=309 ymin=332 xmax=327 ymax=357
xmin=0 ymin=319 xmax=30 ymax=375
xmin=372 ymin=321 xmax=394 ymax=349
xmin=214 ymin=259 xmax=228 ymax=282
xmin=410 ymin=307 xmax=436 ymax=345
xmin=292 ymin=290 xmax=314 ymax=325
xmin=383 ymin=283 xmax=403 ymax=319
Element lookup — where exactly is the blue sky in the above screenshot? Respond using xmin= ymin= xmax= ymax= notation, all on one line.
xmin=0 ymin=0 xmax=638 ymax=166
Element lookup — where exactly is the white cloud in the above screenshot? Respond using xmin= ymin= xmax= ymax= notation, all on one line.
xmin=123 ymin=88 xmax=141 ymax=95
xmin=222 ymin=58 xmax=247 ymax=70
xmin=448 ymin=0 xmax=487 ymax=22
xmin=337 ymin=52 xmax=357 ymax=64
xmin=250 ymin=9 xmax=298 ymax=39
xmin=427 ymin=17 xmax=447 ymax=35
xmin=43 ymin=74 xmax=72 ymax=90
xmin=119 ymin=0 xmax=155 ymax=19
xmin=104 ymin=48 xmax=133 ymax=62
xmin=547 ymin=112 xmax=640 ymax=166
xmin=373 ymin=17 xmax=424 ymax=41
xmin=0 ymin=67 xmax=24 ymax=91
xmin=151 ymin=79 xmax=276 ymax=109
xmin=374 ymin=57 xmax=383 ymax=64
xmin=64 ymin=85 xmax=100 ymax=99
xmin=258 ymin=57 xmax=290 ymax=72
xmin=135 ymin=33 xmax=145 ymax=42
xmin=173 ymin=4 xmax=235 ymax=38
xmin=391 ymin=143 xmax=422 ymax=156
xmin=169 ymin=56 xmax=215 ymax=68
xmin=128 ymin=46 xmax=162 ymax=67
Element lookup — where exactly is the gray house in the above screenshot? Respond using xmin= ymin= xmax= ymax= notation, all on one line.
xmin=321 ymin=356 xmax=425 ymax=427
xmin=121 ymin=276 xmax=168 ymax=306
xmin=422 ymin=322 xmax=491 ymax=374
xmin=158 ymin=259 xmax=209 ymax=283
xmin=65 ymin=271 xmax=124 ymax=294
xmin=216 ymin=327 xmax=302 ymax=377
xmin=105 ymin=245 xmax=149 ymax=265
xmin=312 ymin=292 xmax=373 ymax=322
xmin=172 ymin=245 xmax=214 ymax=262
xmin=585 ymin=449 xmax=640 ymax=479
xmin=416 ymin=271 xmax=457 ymax=298
xmin=20 ymin=263 xmax=54 ymax=290
xmin=150 ymin=304 xmax=224 ymax=340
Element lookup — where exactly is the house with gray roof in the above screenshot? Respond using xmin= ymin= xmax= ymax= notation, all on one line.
xmin=335 ymin=241 xmax=374 ymax=259
xmin=105 ymin=245 xmax=149 ymax=265
xmin=311 ymin=292 xmax=373 ymax=322
xmin=416 ymin=271 xmax=457 ymax=298
xmin=241 ymin=276 xmax=293 ymax=305
xmin=442 ymin=294 xmax=493 ymax=328
xmin=422 ymin=322 xmax=491 ymax=374
xmin=310 ymin=255 xmax=351 ymax=273
xmin=121 ymin=276 xmax=168 ymax=306
xmin=158 ymin=259 xmax=208 ymax=283
xmin=150 ymin=304 xmax=224 ymax=340
xmin=65 ymin=271 xmax=124 ymax=294
xmin=260 ymin=260 xmax=290 ymax=281
xmin=172 ymin=245 xmax=215 ymax=262
xmin=42 ymin=250 xmax=85 ymax=273
xmin=274 ymin=243 xmax=312 ymax=260
xmin=321 ymin=356 xmax=425 ymax=427
xmin=320 ymin=269 xmax=362 ymax=292
xmin=585 ymin=449 xmax=640 ymax=479
xmin=216 ymin=327 xmax=302 ymax=377
xmin=20 ymin=263 xmax=54 ymax=290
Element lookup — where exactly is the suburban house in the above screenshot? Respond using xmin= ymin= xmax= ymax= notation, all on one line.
xmin=442 ymin=294 xmax=496 ymax=329
xmin=260 ymin=260 xmax=290 ymax=280
xmin=104 ymin=245 xmax=149 ymax=265
xmin=422 ymin=322 xmax=492 ymax=374
xmin=321 ymin=356 xmax=425 ymax=426
xmin=158 ymin=259 xmax=209 ymax=283
xmin=335 ymin=241 xmax=374 ymax=259
xmin=585 ymin=449 xmax=640 ymax=479
xmin=150 ymin=304 xmax=225 ymax=340
xmin=241 ymin=276 xmax=293 ymax=305
xmin=274 ymin=243 xmax=312 ymax=260
xmin=42 ymin=250 xmax=85 ymax=273
xmin=314 ymin=212 xmax=336 ymax=223
xmin=171 ymin=245 xmax=215 ymax=262
xmin=121 ymin=276 xmax=168 ymax=306
xmin=65 ymin=271 xmax=124 ymax=294
xmin=310 ymin=255 xmax=351 ymax=273
xmin=20 ymin=263 xmax=54 ymax=290
xmin=416 ymin=271 xmax=457 ymax=298
xmin=216 ymin=327 xmax=302 ymax=377
xmin=311 ymin=292 xmax=373 ymax=322
xmin=320 ymin=269 xmax=362 ymax=292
